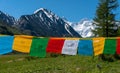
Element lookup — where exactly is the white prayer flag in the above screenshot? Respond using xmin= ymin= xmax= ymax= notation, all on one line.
xmin=62 ymin=40 xmax=79 ymax=55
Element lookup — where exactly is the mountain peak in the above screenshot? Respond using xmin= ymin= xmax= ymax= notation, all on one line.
xmin=0 ymin=10 xmax=15 ymax=18
xmin=34 ymin=8 xmax=50 ymax=14
xmin=0 ymin=11 xmax=16 ymax=25
xmin=34 ymin=8 xmax=60 ymax=21
xmin=16 ymin=8 xmax=81 ymax=37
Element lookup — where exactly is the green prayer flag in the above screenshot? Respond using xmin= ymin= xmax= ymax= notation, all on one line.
xmin=30 ymin=37 xmax=49 ymax=58
xmin=103 ymin=39 xmax=116 ymax=54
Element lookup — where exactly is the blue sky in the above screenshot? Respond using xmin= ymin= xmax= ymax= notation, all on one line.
xmin=0 ymin=0 xmax=120 ymax=22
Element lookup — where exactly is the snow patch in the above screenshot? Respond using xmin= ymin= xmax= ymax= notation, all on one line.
xmin=34 ymin=8 xmax=44 ymax=14
xmin=70 ymin=19 xmax=94 ymax=38
xmin=25 ymin=16 xmax=29 ymax=20
xmin=38 ymin=14 xmax=44 ymax=21
xmin=34 ymin=8 xmax=60 ymax=21
xmin=64 ymin=19 xmax=73 ymax=26
xmin=6 ymin=19 xmax=9 ymax=23
xmin=65 ymin=24 xmax=73 ymax=36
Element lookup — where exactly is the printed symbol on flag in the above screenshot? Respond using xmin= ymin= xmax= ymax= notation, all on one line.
xmin=95 ymin=40 xmax=100 ymax=43
xmin=20 ymin=41 xmax=24 ymax=43
xmin=38 ymin=45 xmax=43 ymax=49
xmin=94 ymin=44 xmax=101 ymax=48
xmin=34 ymin=44 xmax=43 ymax=50
xmin=66 ymin=43 xmax=74 ymax=47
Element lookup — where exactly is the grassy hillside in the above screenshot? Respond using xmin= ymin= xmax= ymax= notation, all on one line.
xmin=0 ymin=54 xmax=120 ymax=73
xmin=0 ymin=21 xmax=30 ymax=35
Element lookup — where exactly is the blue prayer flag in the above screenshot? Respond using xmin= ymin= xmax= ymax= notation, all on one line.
xmin=0 ymin=36 xmax=14 ymax=55
xmin=78 ymin=40 xmax=93 ymax=56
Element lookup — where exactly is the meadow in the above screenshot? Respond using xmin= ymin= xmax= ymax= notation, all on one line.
xmin=0 ymin=54 xmax=120 ymax=73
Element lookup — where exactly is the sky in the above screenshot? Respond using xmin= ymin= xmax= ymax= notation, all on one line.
xmin=0 ymin=0 xmax=120 ymax=22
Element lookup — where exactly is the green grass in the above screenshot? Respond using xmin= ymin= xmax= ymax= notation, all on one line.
xmin=0 ymin=54 xmax=120 ymax=73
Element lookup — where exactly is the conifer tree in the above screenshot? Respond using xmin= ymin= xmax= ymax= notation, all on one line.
xmin=93 ymin=0 xmax=119 ymax=37
xmin=93 ymin=0 xmax=119 ymax=61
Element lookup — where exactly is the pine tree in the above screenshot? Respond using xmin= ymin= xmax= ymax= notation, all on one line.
xmin=93 ymin=0 xmax=119 ymax=37
xmin=93 ymin=0 xmax=119 ymax=62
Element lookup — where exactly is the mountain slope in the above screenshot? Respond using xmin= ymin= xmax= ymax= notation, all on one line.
xmin=0 ymin=11 xmax=16 ymax=25
xmin=69 ymin=19 xmax=94 ymax=38
xmin=70 ymin=19 xmax=120 ymax=38
xmin=0 ymin=20 xmax=23 ymax=35
xmin=16 ymin=8 xmax=80 ymax=37
xmin=0 ymin=11 xmax=28 ymax=35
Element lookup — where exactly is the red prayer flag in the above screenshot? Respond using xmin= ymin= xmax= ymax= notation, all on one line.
xmin=117 ymin=38 xmax=120 ymax=54
xmin=46 ymin=38 xmax=65 ymax=54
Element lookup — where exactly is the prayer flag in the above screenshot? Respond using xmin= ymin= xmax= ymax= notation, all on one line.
xmin=30 ymin=37 xmax=49 ymax=57
xmin=0 ymin=36 xmax=14 ymax=55
xmin=116 ymin=38 xmax=120 ymax=54
xmin=46 ymin=38 xmax=65 ymax=54
xmin=93 ymin=38 xmax=105 ymax=56
xmin=78 ymin=40 xmax=93 ymax=56
xmin=12 ymin=35 xmax=33 ymax=53
xmin=62 ymin=40 xmax=79 ymax=55
xmin=103 ymin=39 xmax=116 ymax=54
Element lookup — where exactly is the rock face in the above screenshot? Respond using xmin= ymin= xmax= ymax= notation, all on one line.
xmin=16 ymin=8 xmax=80 ymax=37
xmin=0 ymin=20 xmax=23 ymax=35
xmin=0 ymin=11 xmax=16 ymax=25
xmin=0 ymin=11 xmax=22 ymax=35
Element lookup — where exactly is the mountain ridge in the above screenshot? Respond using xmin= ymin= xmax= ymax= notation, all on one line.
xmin=0 ymin=11 xmax=16 ymax=25
xmin=0 ymin=8 xmax=81 ymax=37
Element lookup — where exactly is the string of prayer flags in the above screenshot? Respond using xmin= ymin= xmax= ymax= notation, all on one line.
xmin=78 ymin=40 xmax=93 ymax=56
xmin=93 ymin=37 xmax=105 ymax=56
xmin=46 ymin=38 xmax=65 ymax=54
xmin=103 ymin=39 xmax=117 ymax=54
xmin=0 ymin=35 xmax=120 ymax=57
xmin=62 ymin=40 xmax=79 ymax=55
xmin=12 ymin=35 xmax=33 ymax=53
xmin=0 ymin=36 xmax=14 ymax=55
xmin=30 ymin=37 xmax=49 ymax=58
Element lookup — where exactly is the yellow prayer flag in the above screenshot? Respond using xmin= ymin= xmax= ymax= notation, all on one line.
xmin=12 ymin=35 xmax=33 ymax=53
xmin=93 ymin=37 xmax=105 ymax=56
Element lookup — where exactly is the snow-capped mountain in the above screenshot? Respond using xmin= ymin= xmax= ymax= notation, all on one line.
xmin=0 ymin=8 xmax=120 ymax=37
xmin=0 ymin=9 xmax=92 ymax=37
xmin=69 ymin=19 xmax=95 ymax=38
xmin=69 ymin=19 xmax=120 ymax=38
xmin=0 ymin=11 xmax=16 ymax=25
xmin=15 ymin=8 xmax=80 ymax=37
